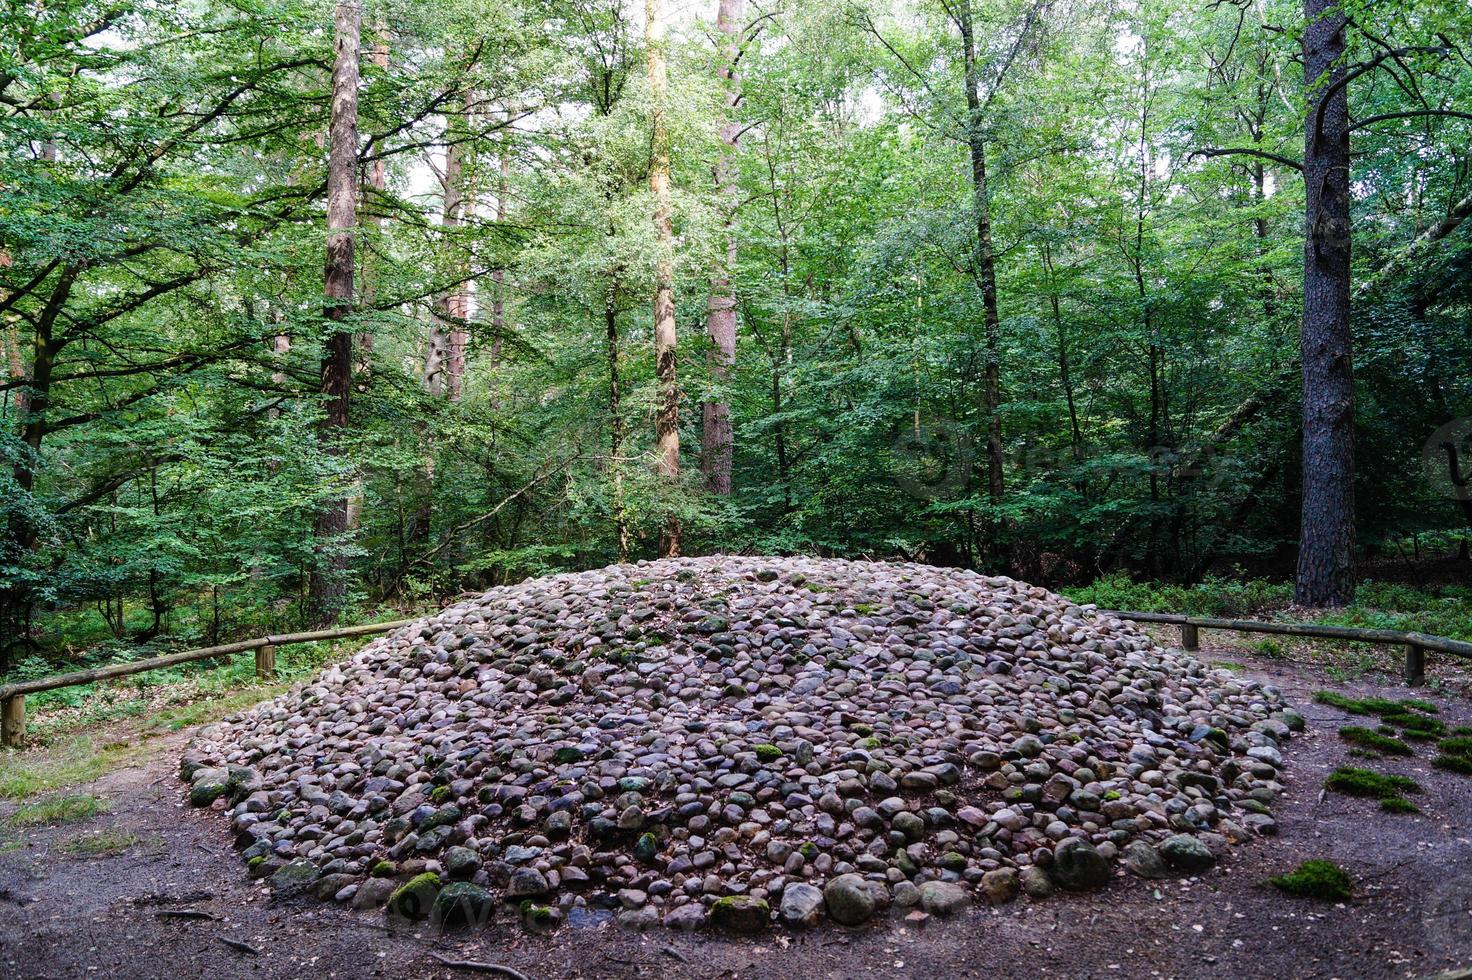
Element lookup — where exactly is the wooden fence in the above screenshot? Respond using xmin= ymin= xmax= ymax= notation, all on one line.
xmin=3 ymin=609 xmax=1469 ymax=748
xmin=1103 ymin=609 xmax=1472 ymax=688
xmin=0 ymin=619 xmax=415 ymax=748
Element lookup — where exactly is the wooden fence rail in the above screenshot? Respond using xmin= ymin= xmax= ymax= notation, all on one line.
xmin=3 ymin=609 xmax=1469 ymax=749
xmin=0 ymin=619 xmax=415 ymax=748
xmin=1101 ymin=609 xmax=1472 ymax=687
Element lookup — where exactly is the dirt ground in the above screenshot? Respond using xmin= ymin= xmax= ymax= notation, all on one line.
xmin=3 ymin=649 xmax=1471 ymax=980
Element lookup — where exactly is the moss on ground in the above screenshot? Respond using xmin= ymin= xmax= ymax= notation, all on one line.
xmin=1324 ymin=767 xmax=1420 ymax=801
xmin=1379 ymin=796 xmax=1419 ymax=814
xmin=1432 ymin=753 xmax=1472 ymax=775
xmin=1270 ymin=860 xmax=1353 ymax=901
xmin=1337 ymin=726 xmax=1412 ymax=756
xmin=1440 ymin=736 xmax=1472 ymax=756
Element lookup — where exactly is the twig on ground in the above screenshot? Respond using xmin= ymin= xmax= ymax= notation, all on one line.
xmin=218 ymin=937 xmax=260 ymax=955
xmin=155 ymin=909 xmax=217 ymax=920
xmin=428 ymin=953 xmax=532 ymax=979
xmin=662 ymin=946 xmax=689 ymax=963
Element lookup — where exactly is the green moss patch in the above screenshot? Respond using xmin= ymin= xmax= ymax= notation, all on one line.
xmin=1313 ymin=692 xmax=1437 ymax=718
xmin=1269 ymin=860 xmax=1353 ymax=901
xmin=1440 ymin=736 xmax=1472 ymax=755
xmin=1324 ymin=767 xmax=1420 ymax=801
xmin=1337 ymin=726 xmax=1412 ymax=756
xmin=1432 ymin=753 xmax=1472 ymax=775
xmin=1379 ymin=796 xmax=1419 ymax=814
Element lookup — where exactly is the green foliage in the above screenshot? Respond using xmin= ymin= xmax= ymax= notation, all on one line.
xmin=3 ymin=0 xmax=1471 ymax=692
xmin=1269 ymin=860 xmax=1354 ymax=901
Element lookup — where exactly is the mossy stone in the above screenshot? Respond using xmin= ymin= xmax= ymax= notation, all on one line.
xmin=387 ymin=872 xmax=442 ymax=920
xmin=431 ymin=881 xmax=493 ymax=929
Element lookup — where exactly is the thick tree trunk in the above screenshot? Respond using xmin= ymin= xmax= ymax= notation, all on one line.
xmin=646 ymin=0 xmax=681 ymax=556
xmin=957 ymin=1 xmax=1005 ymax=513
xmin=701 ymin=0 xmax=743 ymax=496
xmin=489 ymin=126 xmax=511 ymax=404
xmin=1295 ymin=0 xmax=1355 ymax=606
xmin=310 ymin=1 xmax=360 ymax=624
xmin=356 ymin=23 xmax=389 ymax=375
xmin=428 ymin=108 xmax=465 ymax=398
xmin=606 ymin=280 xmax=631 ymax=561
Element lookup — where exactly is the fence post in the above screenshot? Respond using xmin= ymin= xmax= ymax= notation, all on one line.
xmin=1181 ymin=622 xmax=1200 ymax=651
xmin=255 ymin=643 xmax=277 ymax=681
xmin=2 ymin=695 xmax=24 ymax=749
xmin=1404 ymin=644 xmax=1425 ymax=687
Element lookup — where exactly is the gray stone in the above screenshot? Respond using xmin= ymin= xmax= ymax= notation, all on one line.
xmin=824 ymin=873 xmax=877 ymax=926
xmin=779 ymin=883 xmax=825 ymax=928
xmin=1052 ymin=838 xmax=1111 ymax=891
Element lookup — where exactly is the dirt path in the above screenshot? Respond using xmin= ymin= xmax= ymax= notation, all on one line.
xmin=3 ymin=652 xmax=1471 ymax=980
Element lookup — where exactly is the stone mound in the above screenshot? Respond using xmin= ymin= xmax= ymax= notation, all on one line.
xmin=182 ymin=556 xmax=1297 ymax=931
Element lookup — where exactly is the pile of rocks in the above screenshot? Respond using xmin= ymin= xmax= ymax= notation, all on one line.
xmin=182 ymin=557 xmax=1298 ymax=932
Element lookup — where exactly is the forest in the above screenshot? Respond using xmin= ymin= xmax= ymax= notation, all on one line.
xmin=3 ymin=0 xmax=1471 ymax=672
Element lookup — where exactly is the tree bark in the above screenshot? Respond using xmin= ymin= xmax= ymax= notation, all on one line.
xmin=356 ymin=22 xmax=389 ymax=375
xmin=310 ymin=0 xmax=360 ymax=624
xmin=646 ymin=0 xmax=681 ymax=556
xmin=1294 ymin=0 xmax=1355 ymax=606
xmin=701 ymin=0 xmax=743 ymax=495
xmin=606 ymin=279 xmax=631 ymax=561
xmin=488 ymin=114 xmax=512 ymax=407
xmin=957 ymin=0 xmax=1005 ymax=514
xmin=428 ymin=104 xmax=466 ymax=398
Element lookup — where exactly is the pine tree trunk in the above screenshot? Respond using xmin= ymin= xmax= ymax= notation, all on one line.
xmin=957 ymin=0 xmax=1004 ymax=512
xmin=488 ymin=122 xmax=511 ymax=408
xmin=646 ymin=0 xmax=681 ymax=556
xmin=356 ymin=23 xmax=389 ymax=375
xmin=701 ymin=0 xmax=742 ymax=496
xmin=1295 ymin=0 xmax=1355 ymax=606
xmin=310 ymin=0 xmax=360 ymax=624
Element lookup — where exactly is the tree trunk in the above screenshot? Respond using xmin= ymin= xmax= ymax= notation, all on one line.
xmin=646 ymin=0 xmax=681 ymax=556
xmin=310 ymin=0 xmax=360 ymax=624
xmin=957 ymin=0 xmax=1005 ymax=515
xmin=427 ymin=114 xmax=464 ymax=397
xmin=356 ymin=22 xmax=389 ymax=375
xmin=1295 ymin=0 xmax=1355 ymax=606
xmin=701 ymin=0 xmax=743 ymax=495
xmin=606 ymin=279 xmax=631 ymax=561
xmin=488 ymin=123 xmax=511 ymax=408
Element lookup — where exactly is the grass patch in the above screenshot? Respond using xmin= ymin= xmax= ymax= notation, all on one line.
xmin=1432 ymin=754 xmax=1472 ymax=775
xmin=59 ymin=827 xmax=139 ymax=856
xmin=1269 ymin=860 xmax=1353 ymax=901
xmin=7 ymin=793 xmax=109 ymax=827
xmin=1438 ymin=736 xmax=1472 ymax=756
xmin=0 ymin=735 xmax=147 ymax=800
xmin=1337 ymin=726 xmax=1413 ymax=756
xmin=1252 ymin=638 xmax=1287 ymax=658
xmin=1324 ymin=766 xmax=1421 ymax=800
xmin=1379 ymin=796 xmax=1419 ymax=814
xmin=1385 ymin=713 xmax=1446 ymax=739
xmin=1313 ymin=685 xmax=1436 ymax=718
